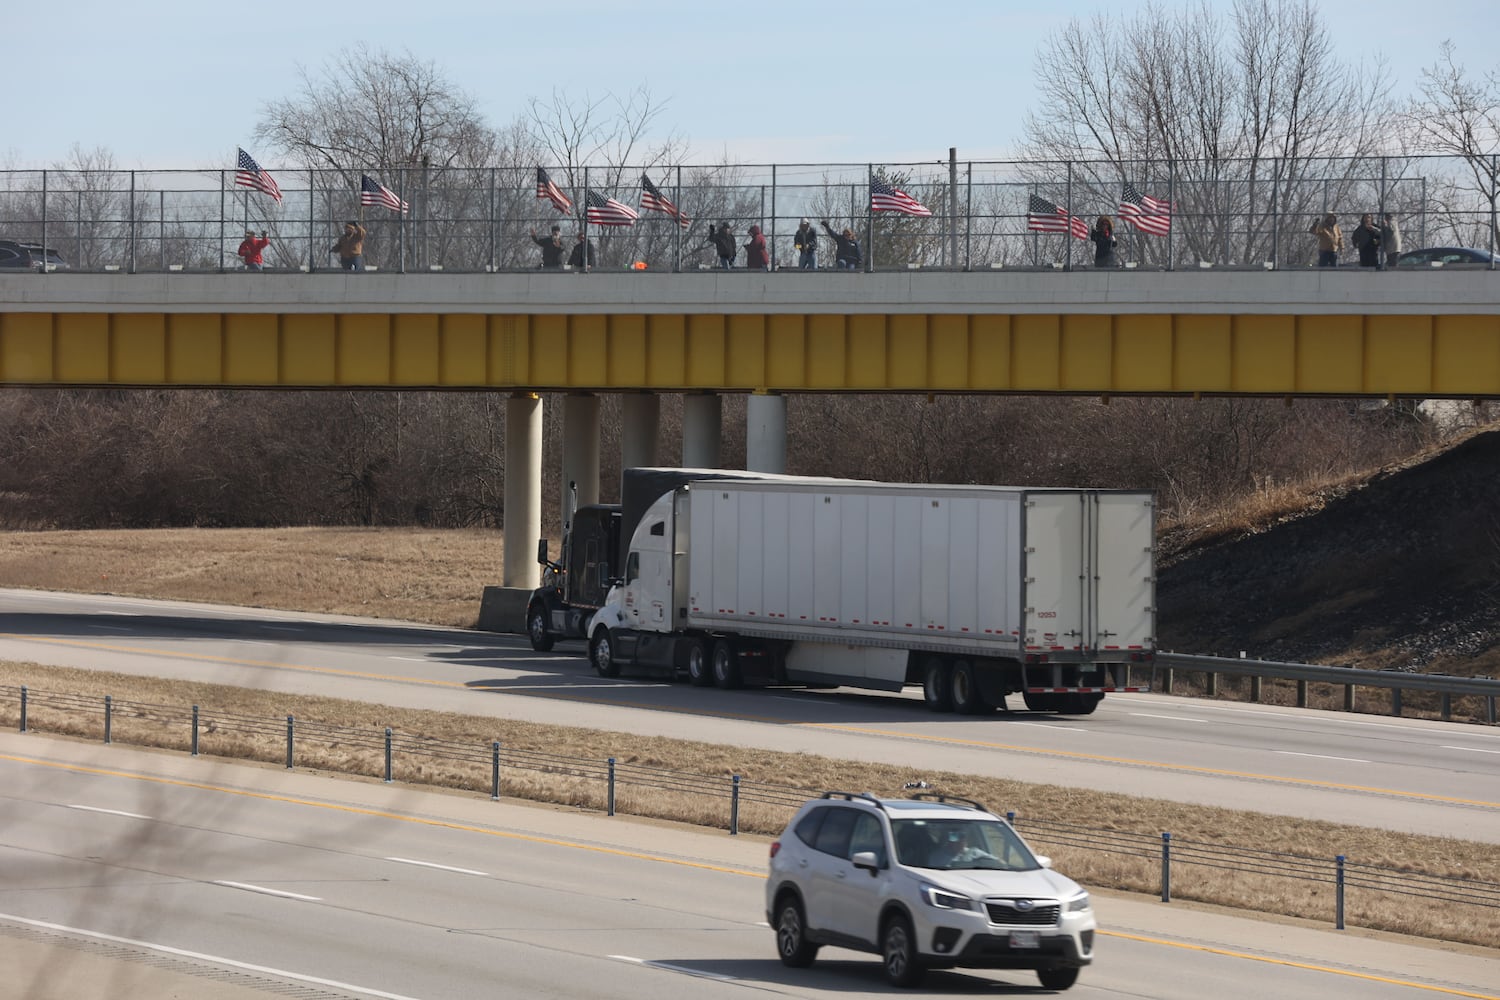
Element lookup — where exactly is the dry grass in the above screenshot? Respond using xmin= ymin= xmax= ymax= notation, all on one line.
xmin=2 ymin=659 xmax=1498 ymax=951
xmin=1 ymin=527 xmax=1497 ymax=950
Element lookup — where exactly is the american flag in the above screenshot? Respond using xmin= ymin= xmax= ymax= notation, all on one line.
xmin=1119 ymin=182 xmax=1172 ymax=235
xmin=536 ymin=167 xmax=572 ymax=214
xmin=360 ymin=175 xmax=409 ymax=214
xmin=234 ymin=148 xmax=282 ymax=203
xmin=640 ymin=174 xmax=691 ymax=228
xmin=1027 ymin=194 xmax=1088 ymax=239
xmin=869 ymin=179 xmax=932 ymax=217
xmin=585 ymin=189 xmax=639 ymax=226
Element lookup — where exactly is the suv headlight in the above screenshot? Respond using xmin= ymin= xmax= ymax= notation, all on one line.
xmin=1066 ymin=892 xmax=1091 ymax=913
xmin=920 ymin=884 xmax=979 ymax=911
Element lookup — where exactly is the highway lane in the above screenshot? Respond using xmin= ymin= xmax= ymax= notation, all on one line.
xmin=3 ymin=736 xmax=1497 ymax=1000
xmin=1 ymin=588 xmax=1498 ymax=842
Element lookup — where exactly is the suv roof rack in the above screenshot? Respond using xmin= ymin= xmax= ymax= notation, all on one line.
xmin=908 ymin=792 xmax=989 ymax=812
xmin=820 ymin=791 xmax=886 ymax=811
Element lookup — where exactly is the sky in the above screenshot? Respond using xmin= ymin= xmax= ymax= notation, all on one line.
xmin=5 ymin=0 xmax=1497 ymax=171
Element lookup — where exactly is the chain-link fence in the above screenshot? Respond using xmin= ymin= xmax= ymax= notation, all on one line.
xmin=1 ymin=155 xmax=1495 ymax=274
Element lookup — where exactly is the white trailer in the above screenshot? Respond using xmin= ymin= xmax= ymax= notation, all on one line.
xmin=586 ymin=472 xmax=1155 ymax=714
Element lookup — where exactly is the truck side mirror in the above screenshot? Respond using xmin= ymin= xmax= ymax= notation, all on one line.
xmin=536 ymin=539 xmax=548 ymax=565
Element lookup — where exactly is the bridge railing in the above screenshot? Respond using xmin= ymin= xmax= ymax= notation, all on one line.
xmin=0 ymin=154 xmax=1495 ymax=274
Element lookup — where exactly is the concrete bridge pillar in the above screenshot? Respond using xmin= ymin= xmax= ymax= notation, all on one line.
xmin=501 ymin=392 xmax=542 ymax=589
xmin=561 ymin=393 xmax=601 ymax=527
xmin=682 ymin=392 xmax=722 ymax=469
xmin=746 ymin=392 xmax=787 ymax=473
xmin=621 ymin=393 xmax=661 ymax=477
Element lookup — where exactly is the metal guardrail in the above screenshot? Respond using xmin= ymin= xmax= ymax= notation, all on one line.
xmin=4 ymin=682 xmax=1497 ymax=939
xmin=0 ymin=153 xmax=1496 ymax=274
xmin=1155 ymin=652 xmax=1500 ymax=723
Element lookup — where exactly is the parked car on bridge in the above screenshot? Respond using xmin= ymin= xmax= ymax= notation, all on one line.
xmin=0 ymin=239 xmax=69 ymax=271
xmin=1396 ymin=247 xmax=1496 ymax=268
xmin=767 ymin=791 xmax=1095 ymax=989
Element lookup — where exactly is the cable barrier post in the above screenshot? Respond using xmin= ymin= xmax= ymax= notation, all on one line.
xmin=191 ymin=705 xmax=199 ymax=756
xmin=1335 ymin=855 xmax=1346 ymax=930
xmin=491 ymin=741 xmax=501 ymax=801
xmin=285 ymin=715 xmax=294 ymax=769
xmin=384 ymin=727 xmax=394 ymax=783
xmin=730 ymin=775 xmax=741 ymax=836
xmin=1160 ymin=832 xmax=1172 ymax=903
xmin=19 ymin=686 xmax=27 ymax=733
xmin=104 ymin=695 xmax=112 ymax=744
xmin=607 ymin=757 xmax=616 ymax=816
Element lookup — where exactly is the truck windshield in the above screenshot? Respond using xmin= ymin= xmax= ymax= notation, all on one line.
xmin=891 ymin=818 xmax=1039 ymax=871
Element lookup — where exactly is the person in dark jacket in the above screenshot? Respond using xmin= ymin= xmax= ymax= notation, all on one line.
xmin=530 ymin=225 xmax=565 ymax=268
xmin=1090 ymin=215 xmax=1119 ymax=268
xmin=820 ymin=221 xmax=862 ymax=270
xmin=568 ymin=232 xmax=595 ymax=270
xmin=709 ymin=222 xmax=736 ymax=268
xmin=744 ymin=225 xmax=769 ymax=270
xmin=794 ymin=219 xmax=817 ymax=269
xmin=1352 ymin=213 xmax=1382 ymax=268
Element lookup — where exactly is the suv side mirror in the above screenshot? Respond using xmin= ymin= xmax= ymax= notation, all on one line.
xmin=536 ymin=539 xmax=549 ymax=565
xmin=1035 ymin=855 xmax=1053 ymax=869
xmin=851 ymin=850 xmax=881 ymax=873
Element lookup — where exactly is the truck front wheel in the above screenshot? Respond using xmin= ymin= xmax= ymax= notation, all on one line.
xmin=922 ymin=658 xmax=953 ymax=712
xmin=526 ymin=602 xmax=555 ymax=652
xmin=590 ymin=627 xmax=620 ymax=678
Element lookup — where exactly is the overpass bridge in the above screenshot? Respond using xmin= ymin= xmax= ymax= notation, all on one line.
xmin=2 ymin=270 xmax=1498 ymax=593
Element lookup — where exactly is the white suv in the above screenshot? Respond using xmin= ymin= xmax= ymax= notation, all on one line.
xmin=766 ymin=792 xmax=1095 ymax=989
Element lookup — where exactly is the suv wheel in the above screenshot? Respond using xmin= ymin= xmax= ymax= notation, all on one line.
xmin=882 ymin=914 xmax=926 ymax=987
xmin=1037 ymin=966 xmax=1079 ymax=990
xmin=774 ymin=897 xmax=819 ymax=968
xmin=526 ymin=603 xmax=555 ymax=652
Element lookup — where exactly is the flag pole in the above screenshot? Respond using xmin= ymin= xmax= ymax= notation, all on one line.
xmin=865 ymin=163 xmax=874 ymax=273
xmin=1065 ymin=160 xmax=1074 ymax=272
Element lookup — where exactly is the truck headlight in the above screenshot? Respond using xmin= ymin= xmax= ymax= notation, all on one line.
xmin=1066 ymin=892 xmax=1091 ymax=913
xmin=921 ymin=884 xmax=978 ymax=911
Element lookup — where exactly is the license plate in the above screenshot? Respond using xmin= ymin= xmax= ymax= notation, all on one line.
xmin=1009 ymin=931 xmax=1040 ymax=949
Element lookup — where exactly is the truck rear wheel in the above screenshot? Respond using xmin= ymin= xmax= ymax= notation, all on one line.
xmin=712 ymin=639 xmax=742 ymax=689
xmin=525 ymin=602 xmax=555 ymax=652
xmin=590 ymin=627 xmax=620 ymax=678
xmin=922 ymin=658 xmax=953 ymax=712
xmin=950 ymin=660 xmax=990 ymax=714
xmin=686 ymin=639 xmax=713 ymax=686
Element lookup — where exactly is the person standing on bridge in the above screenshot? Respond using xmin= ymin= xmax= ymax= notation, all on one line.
xmin=744 ymin=225 xmax=770 ymax=271
xmin=530 ymin=225 xmax=565 ymax=269
xmin=333 ymin=220 xmax=367 ymax=272
xmin=236 ymin=229 xmax=269 ymax=271
xmin=1090 ymin=215 xmax=1119 ymax=268
xmin=1352 ymin=213 xmax=1382 ymax=269
xmin=568 ymin=231 xmax=595 ymax=271
xmin=821 ymin=221 xmax=862 ymax=270
xmin=709 ymin=222 xmax=737 ymax=268
xmin=1380 ymin=213 xmax=1402 ymax=270
xmin=794 ymin=219 xmax=817 ymax=269
xmin=1310 ymin=213 xmax=1343 ymax=268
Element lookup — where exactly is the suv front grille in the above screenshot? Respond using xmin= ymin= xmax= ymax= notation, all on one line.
xmin=985 ymin=901 xmax=1060 ymax=926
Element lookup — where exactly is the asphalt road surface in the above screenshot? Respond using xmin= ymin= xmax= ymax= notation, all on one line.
xmin=1 ymin=589 xmax=1497 ymax=843
xmin=3 ymin=735 xmax=1496 ymax=1000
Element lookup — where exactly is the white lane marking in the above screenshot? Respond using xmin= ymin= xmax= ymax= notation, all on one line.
xmin=263 ymin=626 xmax=303 ymax=632
xmin=0 ymin=912 xmax=426 ymax=1000
xmin=609 ymin=955 xmax=736 ymax=981
xmin=389 ymin=656 xmax=429 ymax=662
xmin=67 ymin=804 xmax=151 ymax=820
xmin=1442 ymin=745 xmax=1500 ymax=755
xmin=384 ymin=857 xmax=489 ymax=876
xmin=1273 ymin=751 xmax=1370 ymax=763
xmin=1174 ymin=702 xmax=1500 ymax=740
xmin=1012 ymin=722 xmax=1091 ymax=732
xmin=212 ymin=880 xmax=321 ymax=902
xmin=1130 ymin=713 xmax=1207 ymax=723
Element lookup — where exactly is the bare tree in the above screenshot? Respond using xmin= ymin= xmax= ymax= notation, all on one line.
xmin=1403 ymin=40 xmax=1500 ymax=250
xmin=1024 ymin=0 xmax=1395 ymax=266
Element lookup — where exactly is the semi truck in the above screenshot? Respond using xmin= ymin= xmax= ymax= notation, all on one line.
xmin=536 ymin=469 xmax=1156 ymax=714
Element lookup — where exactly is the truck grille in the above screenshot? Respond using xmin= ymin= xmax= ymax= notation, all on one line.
xmin=985 ymin=901 xmax=1060 ymax=926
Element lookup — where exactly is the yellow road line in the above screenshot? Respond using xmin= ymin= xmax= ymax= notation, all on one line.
xmin=5 ymin=751 xmax=1493 ymax=998
xmin=7 ymin=632 xmax=1499 ymax=810
xmin=1102 ymin=929 xmax=1500 ymax=999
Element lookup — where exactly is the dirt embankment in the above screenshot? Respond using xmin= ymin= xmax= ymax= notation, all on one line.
xmin=1157 ymin=430 xmax=1500 ymax=675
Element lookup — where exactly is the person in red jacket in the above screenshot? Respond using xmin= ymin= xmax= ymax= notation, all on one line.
xmin=237 ymin=229 xmax=270 ymax=271
xmin=744 ymin=224 xmax=769 ymax=271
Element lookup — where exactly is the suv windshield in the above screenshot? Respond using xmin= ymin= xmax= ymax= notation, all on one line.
xmin=892 ymin=817 xmax=1039 ymax=871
